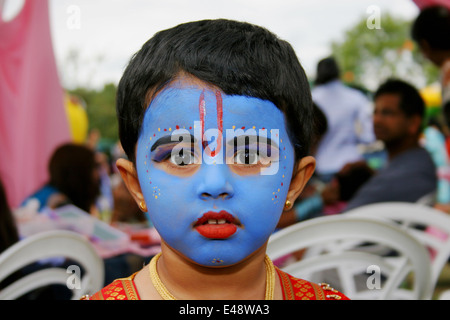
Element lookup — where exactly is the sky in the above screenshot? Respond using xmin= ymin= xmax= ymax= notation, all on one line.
xmin=9 ymin=0 xmax=421 ymax=90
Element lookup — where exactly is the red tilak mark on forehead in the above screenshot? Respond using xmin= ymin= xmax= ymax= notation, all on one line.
xmin=199 ymin=90 xmax=223 ymax=157
xmin=199 ymin=90 xmax=206 ymax=151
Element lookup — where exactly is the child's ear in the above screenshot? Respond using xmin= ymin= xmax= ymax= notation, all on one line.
xmin=116 ymin=158 xmax=146 ymax=211
xmin=285 ymin=156 xmax=316 ymax=208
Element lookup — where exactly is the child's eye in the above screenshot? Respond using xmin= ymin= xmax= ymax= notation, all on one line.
xmin=170 ymin=149 xmax=197 ymax=166
xmin=234 ymin=149 xmax=259 ymax=165
xmin=152 ymin=143 xmax=199 ymax=168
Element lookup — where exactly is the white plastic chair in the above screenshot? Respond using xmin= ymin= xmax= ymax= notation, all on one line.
xmin=345 ymin=201 xmax=450 ymax=297
xmin=0 ymin=230 xmax=104 ymax=300
xmin=267 ymin=215 xmax=432 ymax=300
xmin=416 ymin=191 xmax=436 ymax=206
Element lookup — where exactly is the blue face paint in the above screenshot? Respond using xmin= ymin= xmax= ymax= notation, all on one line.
xmin=136 ymin=82 xmax=295 ymax=267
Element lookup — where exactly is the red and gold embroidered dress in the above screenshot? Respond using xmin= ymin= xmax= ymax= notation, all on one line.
xmin=85 ymin=267 xmax=348 ymax=300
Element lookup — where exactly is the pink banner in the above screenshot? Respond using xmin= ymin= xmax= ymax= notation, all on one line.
xmin=0 ymin=0 xmax=71 ymax=208
xmin=412 ymin=0 xmax=450 ymax=9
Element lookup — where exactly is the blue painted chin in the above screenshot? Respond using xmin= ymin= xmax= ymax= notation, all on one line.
xmin=136 ymin=84 xmax=296 ymax=267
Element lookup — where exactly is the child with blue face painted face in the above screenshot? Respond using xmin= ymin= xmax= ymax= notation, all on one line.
xmin=87 ymin=19 xmax=348 ymax=300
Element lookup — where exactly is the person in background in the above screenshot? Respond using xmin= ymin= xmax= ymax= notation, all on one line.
xmin=412 ymin=6 xmax=450 ymax=214
xmin=0 ymin=177 xmax=19 ymax=254
xmin=277 ymin=160 xmax=374 ymax=228
xmin=344 ymin=79 xmax=437 ymax=211
xmin=311 ymin=57 xmax=375 ymax=183
xmin=22 ymin=143 xmax=101 ymax=214
xmin=423 ymin=117 xmax=450 ymax=204
xmin=412 ymin=5 xmax=450 ymax=127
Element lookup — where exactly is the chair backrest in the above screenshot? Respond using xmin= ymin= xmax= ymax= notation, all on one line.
xmin=345 ymin=201 xmax=450 ymax=294
xmin=416 ymin=191 xmax=436 ymax=206
xmin=0 ymin=230 xmax=104 ymax=300
xmin=267 ymin=215 xmax=432 ymax=300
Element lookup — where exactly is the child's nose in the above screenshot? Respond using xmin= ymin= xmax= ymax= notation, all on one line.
xmin=196 ymin=163 xmax=234 ymax=200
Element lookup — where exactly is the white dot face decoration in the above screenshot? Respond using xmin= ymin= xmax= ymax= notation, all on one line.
xmin=136 ymin=81 xmax=296 ymax=267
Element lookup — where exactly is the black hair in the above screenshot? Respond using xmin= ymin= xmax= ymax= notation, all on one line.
xmin=312 ymin=102 xmax=327 ymax=143
xmin=116 ymin=19 xmax=313 ymax=164
xmin=412 ymin=5 xmax=450 ymax=50
xmin=336 ymin=165 xmax=374 ymax=202
xmin=0 ymin=177 xmax=19 ymax=254
xmin=315 ymin=57 xmax=340 ymax=85
xmin=374 ymin=79 xmax=425 ymax=119
xmin=48 ymin=143 xmax=100 ymax=212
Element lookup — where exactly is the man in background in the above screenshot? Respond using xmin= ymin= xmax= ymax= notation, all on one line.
xmin=345 ymin=79 xmax=437 ymax=211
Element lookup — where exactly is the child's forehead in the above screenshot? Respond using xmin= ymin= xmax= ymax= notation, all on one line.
xmin=145 ymin=81 xmax=285 ymax=127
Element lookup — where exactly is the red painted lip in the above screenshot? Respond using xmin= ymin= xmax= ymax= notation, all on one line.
xmin=194 ymin=211 xmax=239 ymax=239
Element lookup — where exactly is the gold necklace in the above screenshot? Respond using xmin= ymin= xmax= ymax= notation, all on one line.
xmin=149 ymin=252 xmax=275 ymax=300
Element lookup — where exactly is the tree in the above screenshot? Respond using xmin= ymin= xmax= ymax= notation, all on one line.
xmin=69 ymin=83 xmax=118 ymax=143
xmin=331 ymin=13 xmax=439 ymax=91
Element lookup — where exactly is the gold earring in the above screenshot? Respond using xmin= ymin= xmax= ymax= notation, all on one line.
xmin=285 ymin=200 xmax=292 ymax=210
xmin=139 ymin=201 xmax=147 ymax=212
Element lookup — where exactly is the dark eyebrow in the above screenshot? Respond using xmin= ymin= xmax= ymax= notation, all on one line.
xmin=151 ymin=134 xmax=197 ymax=152
xmin=227 ymin=135 xmax=278 ymax=149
